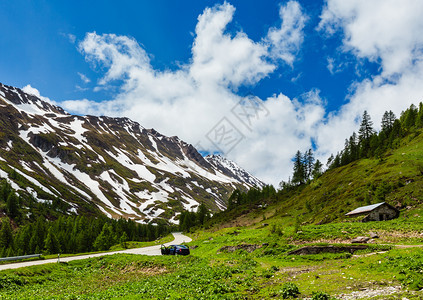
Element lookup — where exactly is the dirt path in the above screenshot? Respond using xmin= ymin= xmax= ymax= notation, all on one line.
xmin=336 ymin=286 xmax=403 ymax=299
xmin=0 ymin=232 xmax=191 ymax=271
xmin=352 ymin=243 xmax=423 ymax=257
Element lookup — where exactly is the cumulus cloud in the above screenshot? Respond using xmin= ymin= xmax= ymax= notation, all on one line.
xmin=314 ymin=0 xmax=423 ymax=158
xmin=319 ymin=0 xmax=423 ymax=77
xmin=266 ymin=0 xmax=307 ymax=65
xmin=61 ymin=2 xmax=309 ymax=185
xmin=22 ymin=85 xmax=55 ymax=104
xmin=79 ymin=32 xmax=151 ymax=86
xmin=55 ymin=0 xmax=423 ymax=187
xmin=190 ymin=3 xmax=275 ymax=88
xmin=231 ymin=90 xmax=325 ymax=183
xmin=59 ymin=0 xmax=423 ymax=188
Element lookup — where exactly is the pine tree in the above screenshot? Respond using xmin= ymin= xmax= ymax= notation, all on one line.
xmin=14 ymin=225 xmax=31 ymax=255
xmin=369 ymin=134 xmax=380 ymax=157
xmin=326 ymin=154 xmax=334 ymax=168
xmin=44 ymin=227 xmax=60 ymax=254
xmin=120 ymin=232 xmax=128 ymax=249
xmin=401 ymin=104 xmax=418 ymax=129
xmin=358 ymin=111 xmax=374 ymax=157
xmin=197 ymin=203 xmax=210 ymax=225
xmin=340 ymin=139 xmax=351 ymax=166
xmin=93 ymin=223 xmax=113 ymax=251
xmin=359 ymin=110 xmax=374 ymax=141
xmin=331 ymin=153 xmax=341 ymax=169
xmin=381 ymin=110 xmax=396 ymax=132
xmin=28 ymin=217 xmax=46 ymax=253
xmin=389 ymin=119 xmax=403 ymax=145
xmin=227 ymin=189 xmax=242 ymax=210
xmin=417 ymin=102 xmax=423 ymax=128
xmin=0 ymin=181 xmax=12 ymax=202
xmin=0 ymin=218 xmax=14 ymax=252
xmin=349 ymin=132 xmax=358 ymax=161
xmin=292 ymin=150 xmax=305 ymax=185
xmin=6 ymin=192 xmax=19 ymax=219
xmin=305 ymin=149 xmax=314 ymax=180
xmin=311 ymin=159 xmax=323 ymax=179
xmin=75 ymin=230 xmax=90 ymax=253
xmin=146 ymin=223 xmax=156 ymax=241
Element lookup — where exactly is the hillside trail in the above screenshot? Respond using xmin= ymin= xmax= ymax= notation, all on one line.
xmin=0 ymin=232 xmax=191 ymax=271
xmin=352 ymin=243 xmax=423 ymax=258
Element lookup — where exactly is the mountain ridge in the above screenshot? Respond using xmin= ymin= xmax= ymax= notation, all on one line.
xmin=0 ymin=82 xmax=264 ymax=224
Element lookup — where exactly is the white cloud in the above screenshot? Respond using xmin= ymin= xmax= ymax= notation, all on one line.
xmin=51 ymin=1 xmax=423 ymax=188
xmin=266 ymin=0 xmax=307 ymax=65
xmin=319 ymin=0 xmax=423 ymax=77
xmin=22 ymin=85 xmax=55 ymax=104
xmin=60 ymin=2 xmax=310 ymax=186
xmin=68 ymin=34 xmax=76 ymax=44
xmin=190 ymin=2 xmax=275 ymax=88
xmin=79 ymin=32 xmax=152 ymax=86
xmin=326 ymin=57 xmax=336 ymax=74
xmin=77 ymin=72 xmax=91 ymax=84
xmin=230 ymin=90 xmax=325 ymax=184
xmin=314 ymin=0 xmax=423 ymax=159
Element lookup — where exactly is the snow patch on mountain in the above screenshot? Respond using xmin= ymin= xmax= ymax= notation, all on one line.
xmin=205 ymin=154 xmax=265 ymax=188
xmin=0 ymin=81 xmax=265 ymax=223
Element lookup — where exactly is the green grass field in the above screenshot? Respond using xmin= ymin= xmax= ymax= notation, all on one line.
xmin=1 ymin=214 xmax=423 ymax=299
xmin=1 ymin=125 xmax=423 ymax=299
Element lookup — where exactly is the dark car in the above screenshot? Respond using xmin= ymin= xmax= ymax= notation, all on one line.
xmin=161 ymin=244 xmax=190 ymax=255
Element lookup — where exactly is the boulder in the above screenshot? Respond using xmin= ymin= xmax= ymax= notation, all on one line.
xmin=218 ymin=244 xmax=262 ymax=253
xmin=369 ymin=232 xmax=379 ymax=239
xmin=287 ymin=245 xmax=368 ymax=255
xmin=351 ymin=236 xmax=371 ymax=243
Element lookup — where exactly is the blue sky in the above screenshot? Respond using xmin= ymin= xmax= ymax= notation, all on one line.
xmin=1 ymin=0 xmax=358 ymax=110
xmin=1 ymin=0 xmax=423 ymax=185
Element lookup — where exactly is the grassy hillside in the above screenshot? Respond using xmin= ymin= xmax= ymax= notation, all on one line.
xmin=2 ymin=132 xmax=423 ymax=299
xmin=1 ymin=220 xmax=423 ymax=299
xmin=1 ymin=111 xmax=423 ymax=299
xmin=208 ymin=127 xmax=423 ymax=231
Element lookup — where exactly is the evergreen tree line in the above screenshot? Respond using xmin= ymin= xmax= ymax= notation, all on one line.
xmin=327 ymin=103 xmax=423 ymax=169
xmin=213 ymin=102 xmax=423 ymax=225
xmin=0 ymin=178 xmax=23 ymax=222
xmin=0 ymin=178 xmax=73 ymax=225
xmin=206 ymin=185 xmax=288 ymax=229
xmin=287 ymin=149 xmax=323 ymax=186
xmin=179 ymin=203 xmax=211 ymax=232
xmin=0 ymin=214 xmax=172 ymax=257
xmin=226 ymin=185 xmax=277 ymax=210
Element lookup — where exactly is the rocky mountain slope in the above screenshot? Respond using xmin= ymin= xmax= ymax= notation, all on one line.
xmin=0 ymin=82 xmax=264 ymax=224
xmin=205 ymin=154 xmax=265 ymax=188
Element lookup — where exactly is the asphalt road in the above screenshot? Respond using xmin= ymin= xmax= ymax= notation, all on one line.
xmin=0 ymin=232 xmax=192 ymax=271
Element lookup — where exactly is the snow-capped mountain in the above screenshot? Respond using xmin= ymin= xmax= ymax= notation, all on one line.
xmin=0 ymin=82 xmax=264 ymax=224
xmin=205 ymin=155 xmax=265 ymax=188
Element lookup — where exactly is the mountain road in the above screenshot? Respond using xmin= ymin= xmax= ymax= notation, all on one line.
xmin=0 ymin=232 xmax=192 ymax=271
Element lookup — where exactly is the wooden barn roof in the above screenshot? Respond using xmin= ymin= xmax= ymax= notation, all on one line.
xmin=345 ymin=202 xmax=388 ymax=216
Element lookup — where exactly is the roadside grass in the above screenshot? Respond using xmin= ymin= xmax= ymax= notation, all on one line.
xmin=1 ymin=242 xmax=423 ymax=299
xmin=2 ymin=132 xmax=423 ymax=298
xmin=0 ymin=234 xmax=175 ymax=265
xmin=108 ymin=233 xmax=175 ymax=251
xmin=190 ymin=210 xmax=423 ymax=251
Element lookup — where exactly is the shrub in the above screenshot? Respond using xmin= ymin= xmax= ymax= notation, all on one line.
xmin=0 ymin=274 xmax=25 ymax=288
xmin=280 ymin=282 xmax=300 ymax=298
xmin=312 ymin=291 xmax=332 ymax=300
